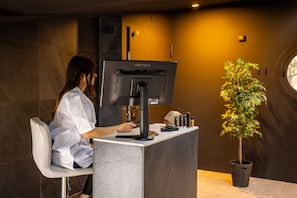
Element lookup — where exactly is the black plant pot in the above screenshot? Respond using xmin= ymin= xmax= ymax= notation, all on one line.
xmin=230 ymin=160 xmax=253 ymax=187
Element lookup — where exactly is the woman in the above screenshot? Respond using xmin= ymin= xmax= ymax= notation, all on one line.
xmin=49 ymin=55 xmax=135 ymax=198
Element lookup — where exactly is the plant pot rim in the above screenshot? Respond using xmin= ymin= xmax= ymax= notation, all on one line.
xmin=230 ymin=159 xmax=253 ymax=165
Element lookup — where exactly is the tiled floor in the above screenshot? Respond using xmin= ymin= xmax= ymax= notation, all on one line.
xmin=198 ymin=170 xmax=297 ymax=198
xmin=73 ymin=169 xmax=297 ymax=198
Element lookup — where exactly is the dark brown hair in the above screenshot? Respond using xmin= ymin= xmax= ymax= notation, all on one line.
xmin=52 ymin=55 xmax=96 ymax=117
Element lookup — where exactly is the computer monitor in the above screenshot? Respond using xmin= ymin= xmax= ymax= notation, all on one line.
xmin=100 ymin=59 xmax=177 ymax=140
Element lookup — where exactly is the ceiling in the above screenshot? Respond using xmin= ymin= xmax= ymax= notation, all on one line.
xmin=0 ymin=0 xmax=254 ymax=20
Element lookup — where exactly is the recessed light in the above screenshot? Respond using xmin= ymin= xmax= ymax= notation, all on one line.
xmin=192 ymin=3 xmax=199 ymax=8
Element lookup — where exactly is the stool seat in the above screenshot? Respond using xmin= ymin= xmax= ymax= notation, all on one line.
xmin=30 ymin=117 xmax=93 ymax=197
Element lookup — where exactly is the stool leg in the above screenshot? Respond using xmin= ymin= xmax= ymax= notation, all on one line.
xmin=61 ymin=177 xmax=67 ymax=198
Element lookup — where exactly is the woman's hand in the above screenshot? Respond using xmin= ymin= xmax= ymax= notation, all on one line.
xmin=82 ymin=122 xmax=137 ymax=139
xmin=116 ymin=122 xmax=136 ymax=132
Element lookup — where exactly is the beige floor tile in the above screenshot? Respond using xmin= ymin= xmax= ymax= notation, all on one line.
xmin=197 ymin=170 xmax=297 ymax=198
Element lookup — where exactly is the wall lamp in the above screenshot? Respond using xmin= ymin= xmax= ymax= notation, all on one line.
xmin=238 ymin=35 xmax=247 ymax=42
xmin=131 ymin=30 xmax=140 ymax=38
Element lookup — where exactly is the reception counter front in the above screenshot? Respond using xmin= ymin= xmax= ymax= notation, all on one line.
xmin=93 ymin=123 xmax=198 ymax=198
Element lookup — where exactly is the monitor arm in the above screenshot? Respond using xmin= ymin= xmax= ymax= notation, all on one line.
xmin=139 ymin=82 xmax=149 ymax=139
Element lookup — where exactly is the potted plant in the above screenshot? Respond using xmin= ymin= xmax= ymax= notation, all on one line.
xmin=220 ymin=58 xmax=267 ymax=187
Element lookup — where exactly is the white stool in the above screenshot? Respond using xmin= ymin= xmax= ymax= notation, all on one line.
xmin=30 ymin=117 xmax=93 ymax=198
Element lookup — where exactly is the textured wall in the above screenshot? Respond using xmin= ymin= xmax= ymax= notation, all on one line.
xmin=0 ymin=19 xmax=78 ymax=198
xmin=97 ymin=15 xmax=123 ymax=127
xmin=0 ymin=15 xmax=122 ymax=198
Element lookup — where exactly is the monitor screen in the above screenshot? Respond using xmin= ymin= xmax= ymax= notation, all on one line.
xmin=99 ymin=59 xmax=177 ymax=107
xmin=99 ymin=59 xmax=177 ymax=140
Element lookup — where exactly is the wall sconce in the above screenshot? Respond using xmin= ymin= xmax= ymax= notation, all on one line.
xmin=238 ymin=35 xmax=247 ymax=42
xmin=131 ymin=30 xmax=140 ymax=38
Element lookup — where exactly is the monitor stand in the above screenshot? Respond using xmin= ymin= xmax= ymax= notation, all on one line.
xmin=138 ymin=82 xmax=152 ymax=140
xmin=116 ymin=82 xmax=154 ymax=141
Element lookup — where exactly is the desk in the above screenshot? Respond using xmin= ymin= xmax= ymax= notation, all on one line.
xmin=93 ymin=123 xmax=198 ymax=198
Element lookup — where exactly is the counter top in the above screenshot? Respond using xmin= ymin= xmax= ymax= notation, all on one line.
xmin=93 ymin=123 xmax=198 ymax=147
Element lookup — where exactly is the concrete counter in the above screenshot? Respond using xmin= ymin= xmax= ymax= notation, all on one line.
xmin=93 ymin=123 xmax=198 ymax=198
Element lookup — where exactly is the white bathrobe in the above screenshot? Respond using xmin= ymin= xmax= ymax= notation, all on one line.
xmin=49 ymin=87 xmax=95 ymax=170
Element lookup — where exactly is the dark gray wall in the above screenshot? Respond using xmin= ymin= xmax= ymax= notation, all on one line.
xmin=0 ymin=16 xmax=122 ymax=198
xmin=0 ymin=19 xmax=77 ymax=198
xmin=97 ymin=15 xmax=123 ymax=127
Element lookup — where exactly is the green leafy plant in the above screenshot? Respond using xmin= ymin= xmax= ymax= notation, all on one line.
xmin=220 ymin=58 xmax=267 ymax=165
